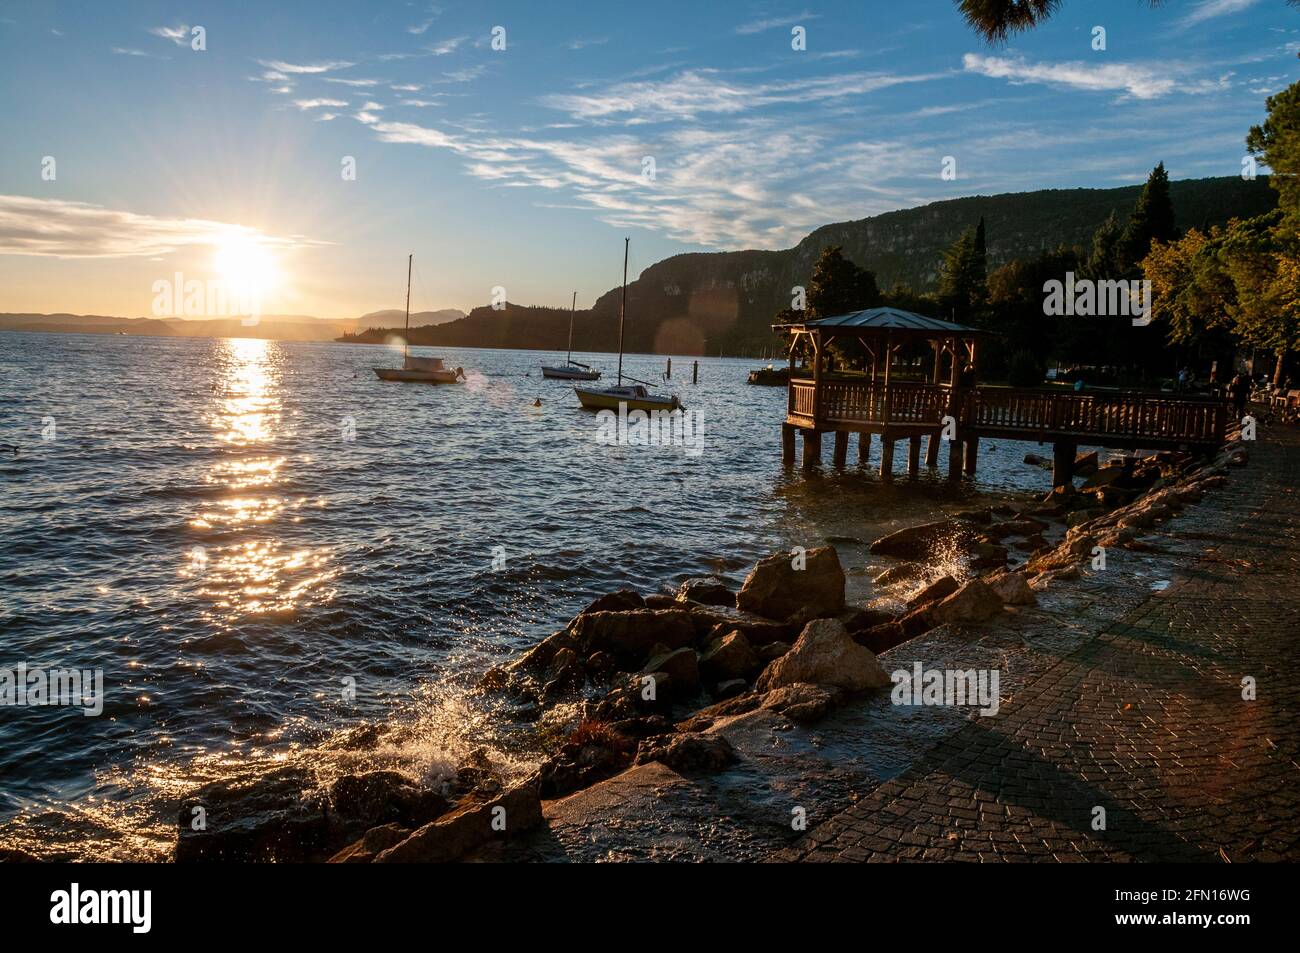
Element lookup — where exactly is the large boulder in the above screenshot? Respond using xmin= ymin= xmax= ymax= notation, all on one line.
xmin=868 ymin=520 xmax=966 ymax=561
xmin=578 ymin=589 xmax=645 ymax=616
xmin=927 ymin=579 xmax=1003 ymax=627
xmin=906 ymin=575 xmax=959 ymax=609
xmin=675 ymin=576 xmax=735 ymax=607
xmin=699 ymin=630 xmax=759 ymax=684
xmin=984 ymin=570 xmax=1037 ymax=606
xmin=571 ymin=609 xmax=695 ymax=660
xmin=760 ymin=683 xmax=844 ymax=723
xmin=736 ymin=546 xmax=845 ymax=622
xmin=635 ymin=733 xmax=737 ymax=774
xmin=872 ymin=562 xmax=924 ymax=586
xmin=176 ymin=767 xmax=332 ymax=863
xmin=328 ymin=823 xmax=412 ymax=864
xmin=684 ymin=603 xmax=796 ymax=646
xmin=640 ymin=646 xmax=700 ymax=696
xmin=329 ymin=771 xmax=449 ymax=828
xmin=755 ymin=618 xmax=891 ymax=693
xmin=374 ymin=776 xmax=543 ymax=863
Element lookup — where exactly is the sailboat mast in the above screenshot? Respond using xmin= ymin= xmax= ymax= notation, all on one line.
xmin=618 ymin=237 xmax=628 ymax=386
xmin=403 ymin=253 xmax=412 ymax=360
xmin=567 ymin=291 xmax=576 ymax=365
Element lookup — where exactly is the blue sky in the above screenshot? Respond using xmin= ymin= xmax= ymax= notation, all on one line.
xmin=0 ymin=0 xmax=1295 ymax=319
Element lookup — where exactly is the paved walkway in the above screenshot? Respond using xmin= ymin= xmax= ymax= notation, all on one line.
xmin=776 ymin=424 xmax=1300 ymax=862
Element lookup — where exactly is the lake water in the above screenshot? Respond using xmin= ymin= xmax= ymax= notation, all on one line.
xmin=0 ymin=331 xmax=1054 ymax=858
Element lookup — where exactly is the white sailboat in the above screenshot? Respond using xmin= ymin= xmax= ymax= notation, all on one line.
xmin=574 ymin=238 xmax=682 ymax=412
xmin=541 ymin=292 xmax=601 ymax=381
xmin=373 ymin=254 xmax=465 ymax=384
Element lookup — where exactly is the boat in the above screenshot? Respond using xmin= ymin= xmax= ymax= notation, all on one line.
xmin=574 ymin=238 xmax=682 ymax=412
xmin=747 ymin=365 xmax=791 ymax=386
xmin=373 ymin=254 xmax=464 ymax=384
xmin=541 ymin=292 xmax=601 ymax=381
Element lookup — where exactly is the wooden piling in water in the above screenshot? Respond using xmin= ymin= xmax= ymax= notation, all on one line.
xmin=859 ymin=431 xmax=872 ymax=462
xmin=1052 ymin=440 xmax=1077 ymax=489
xmin=692 ymin=360 xmax=698 ymax=384
xmin=880 ymin=438 xmax=895 ymax=481
xmin=665 ymin=358 xmax=672 ymax=379
xmin=947 ymin=438 xmax=963 ymax=481
xmin=833 ymin=431 xmax=849 ymax=468
xmin=781 ymin=424 xmax=796 ymax=464
xmin=908 ymin=435 xmax=922 ymax=478
xmin=803 ymin=430 xmax=821 ymax=469
xmin=963 ymin=434 xmax=979 ymax=477
xmin=925 ymin=432 xmax=941 ymax=468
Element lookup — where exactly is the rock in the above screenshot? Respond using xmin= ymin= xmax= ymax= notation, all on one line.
xmin=176 ymin=766 xmax=331 ymax=863
xmin=927 ymin=579 xmax=1003 ymax=627
xmin=635 ymin=734 xmax=737 ymax=774
xmin=868 ymin=520 xmax=966 ymax=561
xmin=872 ymin=562 xmax=924 ymax=586
xmin=712 ymin=678 xmax=749 ymax=700
xmin=584 ymin=650 xmax=617 ymax=677
xmin=375 ymin=776 xmax=543 ymax=863
xmin=640 ymin=646 xmax=700 ymax=697
xmin=329 ymin=771 xmax=450 ymax=828
xmin=1024 ymin=452 xmax=1053 ymax=470
xmin=328 ymin=823 xmax=412 ymax=863
xmin=984 ymin=570 xmax=1036 ymax=606
xmin=1080 ymin=465 xmax=1126 ymax=491
xmin=688 ymin=604 xmax=796 ymax=646
xmin=840 ymin=605 xmax=897 ymax=632
xmin=968 ymin=540 xmax=1009 ymax=571
xmin=607 ymin=715 xmax=673 ymax=739
xmin=755 ymin=618 xmax=891 ymax=693
xmin=954 ymin=508 xmax=994 ymax=524
xmin=579 ymin=589 xmax=645 ymax=616
xmin=1074 ymin=450 xmax=1099 ymax=476
xmin=676 ymin=692 xmax=763 ymax=732
xmin=736 ymin=546 xmax=846 ymax=622
xmin=675 ymin=576 xmax=735 ymax=607
xmin=855 ymin=620 xmax=906 ymax=654
xmin=539 ymin=721 xmax=637 ymax=797
xmin=643 ymin=593 xmax=677 ymax=610
xmin=756 ymin=641 xmax=790 ymax=663
xmin=571 ymin=609 xmax=696 ymax=661
xmin=699 ymin=630 xmax=759 ymax=684
xmin=760 ymin=682 xmax=845 ymax=723
xmin=906 ymin=574 xmax=959 ymax=609
xmin=508 ymin=629 xmax=579 ymax=674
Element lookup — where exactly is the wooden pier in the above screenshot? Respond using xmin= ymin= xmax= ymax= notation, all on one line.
xmin=778 ymin=308 xmax=1229 ymax=484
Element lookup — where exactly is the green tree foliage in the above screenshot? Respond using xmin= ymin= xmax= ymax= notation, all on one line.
xmin=938 ymin=222 xmax=989 ymax=322
xmin=1247 ymin=61 xmax=1300 ymax=222
xmin=1117 ymin=162 xmax=1177 ymax=274
xmin=1083 ymin=209 xmax=1123 ymax=279
xmin=807 ymin=245 xmax=882 ymax=319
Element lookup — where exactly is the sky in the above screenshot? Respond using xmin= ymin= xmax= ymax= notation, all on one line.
xmin=0 ymin=0 xmax=1295 ymax=320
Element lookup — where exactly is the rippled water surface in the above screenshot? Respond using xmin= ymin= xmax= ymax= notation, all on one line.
xmin=0 ymin=331 xmax=1055 ymax=857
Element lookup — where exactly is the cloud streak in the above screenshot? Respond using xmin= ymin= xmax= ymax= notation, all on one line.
xmin=962 ymin=53 xmax=1224 ymax=100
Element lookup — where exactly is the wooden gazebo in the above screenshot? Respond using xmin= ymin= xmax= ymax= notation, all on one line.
xmin=777 ymin=307 xmax=986 ymax=480
xmin=776 ymin=306 xmax=1230 ymax=484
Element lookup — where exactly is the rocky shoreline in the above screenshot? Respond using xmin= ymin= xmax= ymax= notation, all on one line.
xmin=166 ymin=431 xmax=1250 ymax=863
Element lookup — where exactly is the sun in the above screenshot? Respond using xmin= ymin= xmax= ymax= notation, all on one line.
xmin=213 ymin=233 xmax=280 ymax=297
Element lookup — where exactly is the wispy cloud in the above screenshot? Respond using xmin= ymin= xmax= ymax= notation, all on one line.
xmin=568 ymin=37 xmax=610 ymax=50
xmin=541 ymin=67 xmax=941 ymax=121
xmin=427 ymin=36 xmax=467 ymax=55
xmin=962 ymin=53 xmax=1224 ymax=100
xmin=293 ymin=98 xmax=349 ymax=110
xmin=1182 ymin=0 xmax=1261 ymax=28
xmin=325 ymin=77 xmax=380 ymax=87
xmin=735 ymin=10 xmax=820 ymax=35
xmin=0 ymin=195 xmax=318 ymax=258
xmin=408 ymin=4 xmax=442 ymax=35
xmin=258 ymin=59 xmax=354 ymax=74
xmin=112 ymin=47 xmax=166 ymax=59
xmin=149 ymin=25 xmax=189 ymax=46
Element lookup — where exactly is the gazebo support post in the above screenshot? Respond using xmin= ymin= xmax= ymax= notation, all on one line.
xmin=833 ymin=431 xmax=849 ymax=468
xmin=925 ymin=432 xmax=941 ymax=468
xmin=880 ymin=437 xmax=895 ymax=482
xmin=781 ymin=424 xmax=796 ymax=464
xmin=858 ymin=431 xmax=871 ymax=462
xmin=908 ymin=435 xmax=922 ymax=478
xmin=803 ymin=429 xmax=822 ymax=469
xmin=963 ymin=434 xmax=980 ymax=477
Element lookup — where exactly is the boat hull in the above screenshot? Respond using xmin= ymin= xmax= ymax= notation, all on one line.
xmin=574 ymin=387 xmax=682 ymax=412
xmin=542 ymin=365 xmax=601 ymax=381
xmin=373 ymin=368 xmax=462 ymax=383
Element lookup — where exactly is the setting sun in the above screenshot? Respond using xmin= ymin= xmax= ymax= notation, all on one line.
xmin=213 ymin=233 xmax=280 ymax=297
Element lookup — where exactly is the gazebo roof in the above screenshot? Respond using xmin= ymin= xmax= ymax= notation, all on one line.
xmin=778 ymin=307 xmax=982 ymax=336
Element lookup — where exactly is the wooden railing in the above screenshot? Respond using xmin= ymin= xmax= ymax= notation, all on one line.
xmin=787 ymin=378 xmax=1227 ymax=446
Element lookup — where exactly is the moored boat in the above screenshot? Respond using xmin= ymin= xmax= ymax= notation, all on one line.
xmin=541 ymin=291 xmax=601 ymax=381
xmin=373 ymin=254 xmax=464 ymax=384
